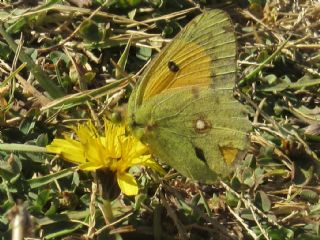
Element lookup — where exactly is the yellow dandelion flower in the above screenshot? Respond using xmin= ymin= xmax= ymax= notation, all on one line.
xmin=46 ymin=120 xmax=164 ymax=196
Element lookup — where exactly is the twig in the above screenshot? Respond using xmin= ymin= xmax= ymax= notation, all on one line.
xmin=87 ymin=182 xmax=97 ymax=238
xmin=227 ymin=205 xmax=259 ymax=240
xmin=94 ymin=212 xmax=134 ymax=236
xmin=249 ymin=205 xmax=271 ymax=240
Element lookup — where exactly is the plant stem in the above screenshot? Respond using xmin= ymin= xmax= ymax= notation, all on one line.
xmin=101 ymin=199 xmax=114 ymax=223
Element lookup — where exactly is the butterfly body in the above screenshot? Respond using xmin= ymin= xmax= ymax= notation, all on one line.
xmin=127 ymin=10 xmax=251 ymax=183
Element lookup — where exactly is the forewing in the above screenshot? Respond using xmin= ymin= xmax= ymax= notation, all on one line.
xmin=132 ymin=9 xmax=237 ymax=108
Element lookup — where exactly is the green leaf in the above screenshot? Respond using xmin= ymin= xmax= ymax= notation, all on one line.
xmin=34 ymin=190 xmax=52 ymax=212
xmin=225 ymin=191 xmax=239 ymax=208
xmin=153 ymin=204 xmax=163 ymax=240
xmin=134 ymin=193 xmax=147 ymax=211
xmin=255 ymin=190 xmax=271 ymax=212
xmin=0 ymin=158 xmax=22 ymax=181
xmin=49 ymin=51 xmax=70 ymax=65
xmin=27 ymin=168 xmax=75 ymax=189
xmin=0 ymin=41 xmax=11 ymax=60
xmin=299 ymin=189 xmax=319 ymax=204
xmin=240 ymin=209 xmax=255 ymax=221
xmin=260 ymin=75 xmax=320 ymax=92
xmin=6 ymin=16 xmax=27 ymax=34
xmin=136 ymin=46 xmax=152 ymax=61
xmin=35 ymin=209 xmax=90 ymax=227
xmin=242 ymin=168 xmax=255 ymax=187
xmin=267 ymin=226 xmax=294 ymax=240
xmin=79 ymin=20 xmax=104 ymax=42
xmin=116 ymin=38 xmax=131 ymax=79
xmin=117 ymin=0 xmax=142 ymax=8
xmin=19 ymin=115 xmax=36 ymax=135
xmin=0 ymin=144 xmax=46 ymax=153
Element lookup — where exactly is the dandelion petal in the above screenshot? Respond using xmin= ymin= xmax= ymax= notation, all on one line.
xmin=46 ymin=138 xmax=85 ymax=164
xmin=117 ymin=172 xmax=138 ymax=196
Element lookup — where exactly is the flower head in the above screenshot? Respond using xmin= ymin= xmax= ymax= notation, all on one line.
xmin=46 ymin=120 xmax=164 ymax=196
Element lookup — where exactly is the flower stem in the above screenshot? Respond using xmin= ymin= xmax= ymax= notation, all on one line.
xmin=100 ymin=200 xmax=123 ymax=240
xmin=101 ymin=199 xmax=114 ymax=223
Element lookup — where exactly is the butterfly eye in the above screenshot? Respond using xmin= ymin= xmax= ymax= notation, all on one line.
xmin=168 ymin=60 xmax=180 ymax=73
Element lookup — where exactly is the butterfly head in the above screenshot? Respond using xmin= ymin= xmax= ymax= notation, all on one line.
xmin=128 ymin=112 xmax=158 ymax=143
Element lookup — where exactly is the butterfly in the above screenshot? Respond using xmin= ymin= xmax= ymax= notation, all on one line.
xmin=127 ymin=9 xmax=251 ymax=183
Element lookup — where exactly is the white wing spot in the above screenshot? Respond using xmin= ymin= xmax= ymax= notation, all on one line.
xmin=193 ymin=116 xmax=212 ymax=134
xmin=196 ymin=119 xmax=206 ymax=130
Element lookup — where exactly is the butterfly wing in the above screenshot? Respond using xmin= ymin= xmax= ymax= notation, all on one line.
xmin=128 ymin=9 xmax=251 ymax=182
xmin=130 ymin=9 xmax=237 ymax=109
xmin=131 ymin=86 xmax=250 ymax=182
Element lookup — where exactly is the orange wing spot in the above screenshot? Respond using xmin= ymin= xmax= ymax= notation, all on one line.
xmin=219 ymin=146 xmax=239 ymax=165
